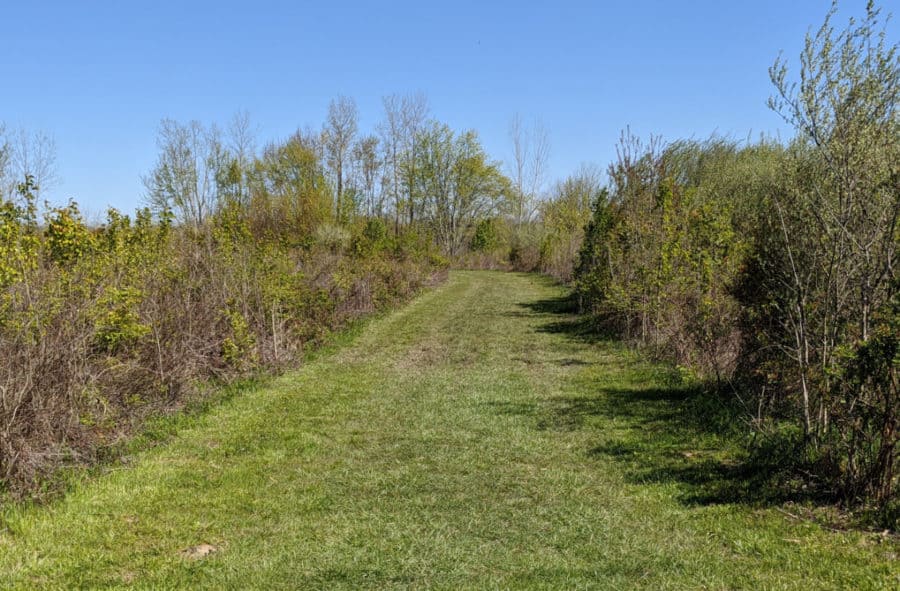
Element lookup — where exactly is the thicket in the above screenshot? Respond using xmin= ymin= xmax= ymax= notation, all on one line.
xmin=458 ymin=166 xmax=601 ymax=281
xmin=0 ymin=134 xmax=442 ymax=498
xmin=573 ymin=3 xmax=900 ymax=517
xmin=1 ymin=87 xmax=562 ymax=496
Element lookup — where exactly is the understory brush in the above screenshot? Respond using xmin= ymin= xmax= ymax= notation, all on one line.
xmin=0 ymin=191 xmax=442 ymax=498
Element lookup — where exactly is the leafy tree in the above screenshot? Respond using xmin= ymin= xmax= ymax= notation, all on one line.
xmin=406 ymin=123 xmax=510 ymax=256
xmin=471 ymin=218 xmax=500 ymax=252
xmin=45 ymin=201 xmax=95 ymax=265
xmin=539 ymin=165 xmax=601 ymax=281
xmin=248 ymin=133 xmax=332 ymax=243
xmin=0 ymin=175 xmax=39 ymax=290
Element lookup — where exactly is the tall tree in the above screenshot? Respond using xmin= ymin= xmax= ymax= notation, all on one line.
xmin=0 ymin=124 xmax=10 ymax=201
xmin=143 ymin=119 xmax=229 ymax=226
xmin=380 ymin=95 xmax=403 ymax=231
xmin=407 ymin=123 xmax=509 ymax=255
xmin=248 ymin=132 xmax=331 ymax=240
xmin=224 ymin=110 xmax=258 ymax=207
xmin=351 ymin=135 xmax=383 ymax=217
xmin=6 ymin=128 xmax=59 ymax=203
xmin=508 ymin=114 xmax=550 ymax=225
xmin=379 ymin=92 xmax=429 ymax=230
xmin=322 ymin=96 xmax=358 ymax=221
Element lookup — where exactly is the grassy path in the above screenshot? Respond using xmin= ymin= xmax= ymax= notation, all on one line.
xmin=0 ymin=271 xmax=898 ymax=589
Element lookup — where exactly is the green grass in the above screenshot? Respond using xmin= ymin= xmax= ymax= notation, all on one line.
xmin=0 ymin=270 xmax=897 ymax=589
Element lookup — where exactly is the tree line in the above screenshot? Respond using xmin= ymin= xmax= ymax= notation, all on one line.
xmin=0 ymin=99 xmax=463 ymax=495
xmin=140 ymin=94 xmax=525 ymax=257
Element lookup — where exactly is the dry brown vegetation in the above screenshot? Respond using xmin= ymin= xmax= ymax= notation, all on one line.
xmin=0 ymin=177 xmax=441 ymax=498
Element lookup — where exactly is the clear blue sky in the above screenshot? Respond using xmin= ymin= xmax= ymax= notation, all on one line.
xmin=2 ymin=0 xmax=897 ymax=216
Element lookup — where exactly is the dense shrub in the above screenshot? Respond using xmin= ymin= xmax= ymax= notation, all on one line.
xmin=0 ymin=180 xmax=441 ymax=496
xmin=574 ymin=136 xmax=773 ymax=381
xmin=537 ymin=168 xmax=600 ymax=282
xmin=572 ymin=3 xmax=899 ymax=515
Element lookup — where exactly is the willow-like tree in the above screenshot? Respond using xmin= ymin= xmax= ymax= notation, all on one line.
xmin=763 ymin=0 xmax=899 ymax=499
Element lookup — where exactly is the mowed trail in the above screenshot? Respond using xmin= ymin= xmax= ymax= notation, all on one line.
xmin=0 ymin=271 xmax=897 ymax=589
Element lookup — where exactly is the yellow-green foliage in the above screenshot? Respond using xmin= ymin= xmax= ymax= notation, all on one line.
xmin=98 ymin=207 xmax=172 ymax=287
xmin=0 ymin=115 xmax=453 ymax=499
xmin=213 ymin=200 xmax=253 ymax=248
xmin=537 ymin=171 xmax=599 ymax=281
xmin=570 ymin=0 xmax=899 ymax=512
xmin=94 ymin=287 xmax=151 ymax=354
xmin=575 ymin=138 xmax=768 ymax=378
xmin=0 ymin=182 xmax=39 ymax=290
xmin=0 ymin=185 xmax=440 ymax=496
xmin=45 ymin=201 xmax=96 ymax=265
xmin=222 ymin=305 xmax=256 ymax=369
xmin=351 ymin=217 xmax=389 ymax=258
xmin=471 ymin=218 xmax=500 ymax=252
xmin=248 ymin=136 xmax=333 ymax=245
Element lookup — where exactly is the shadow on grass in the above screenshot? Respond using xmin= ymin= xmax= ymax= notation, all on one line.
xmin=502 ymin=291 xmax=836 ymax=510
xmin=518 ymin=295 xmax=578 ymax=315
xmin=517 ymin=296 xmax=621 ymax=344
xmin=492 ymin=384 xmax=832 ymax=508
xmin=574 ymin=387 xmax=830 ymax=507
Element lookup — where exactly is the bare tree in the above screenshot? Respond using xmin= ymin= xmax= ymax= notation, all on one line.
xmin=508 ymin=114 xmax=550 ymax=224
xmin=379 ymin=92 xmax=429 ymax=230
xmin=351 ymin=135 xmax=383 ymax=217
xmin=400 ymin=93 xmax=430 ymax=225
xmin=7 ymin=128 xmax=59 ymax=203
xmin=225 ymin=110 xmax=258 ymax=206
xmin=380 ymin=95 xmax=404 ymax=230
xmin=322 ymin=96 xmax=358 ymax=220
xmin=143 ymin=119 xmax=228 ymax=226
xmin=0 ymin=124 xmax=10 ymax=201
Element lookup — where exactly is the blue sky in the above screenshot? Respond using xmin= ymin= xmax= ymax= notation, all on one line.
xmin=2 ymin=0 xmax=897 ymax=216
